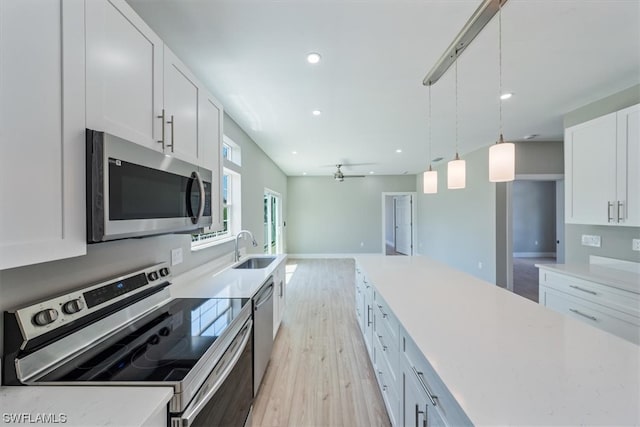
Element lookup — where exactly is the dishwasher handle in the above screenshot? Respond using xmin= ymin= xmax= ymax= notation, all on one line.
xmin=255 ymin=283 xmax=274 ymax=310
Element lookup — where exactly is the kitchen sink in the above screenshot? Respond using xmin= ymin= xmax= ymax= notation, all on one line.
xmin=233 ymin=256 xmax=277 ymax=269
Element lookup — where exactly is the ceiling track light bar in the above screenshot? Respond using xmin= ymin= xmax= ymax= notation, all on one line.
xmin=422 ymin=0 xmax=508 ymax=86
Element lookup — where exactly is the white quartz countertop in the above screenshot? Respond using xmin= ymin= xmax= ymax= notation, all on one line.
xmin=536 ymin=262 xmax=640 ymax=294
xmin=0 ymin=386 xmax=172 ymax=426
xmin=355 ymin=255 xmax=640 ymax=426
xmin=170 ymin=254 xmax=287 ymax=299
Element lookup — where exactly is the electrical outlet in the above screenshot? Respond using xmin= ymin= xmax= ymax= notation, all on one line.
xmin=581 ymin=235 xmax=601 ymax=248
xmin=171 ymin=248 xmax=183 ymax=266
xmin=633 ymin=239 xmax=640 ymax=251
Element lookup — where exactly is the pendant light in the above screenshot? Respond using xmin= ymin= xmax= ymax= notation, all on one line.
xmin=423 ymin=84 xmax=438 ymax=194
xmin=447 ymin=54 xmax=466 ymax=189
xmin=489 ymin=2 xmax=515 ymax=182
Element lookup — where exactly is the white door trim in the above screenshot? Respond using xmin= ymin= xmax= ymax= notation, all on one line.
xmin=381 ymin=192 xmax=417 ymax=255
xmin=264 ymin=188 xmax=283 ymax=254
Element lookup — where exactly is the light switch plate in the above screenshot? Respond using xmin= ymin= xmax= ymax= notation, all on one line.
xmin=581 ymin=235 xmax=601 ymax=248
xmin=171 ymin=248 xmax=183 ymax=266
xmin=633 ymin=239 xmax=640 ymax=251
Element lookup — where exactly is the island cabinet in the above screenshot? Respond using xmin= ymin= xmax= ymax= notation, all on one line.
xmin=0 ymin=0 xmax=86 ymax=270
xmin=354 ymin=261 xmax=470 ymax=427
xmin=565 ymin=103 xmax=639 ymax=226
xmin=539 ymin=268 xmax=640 ymax=345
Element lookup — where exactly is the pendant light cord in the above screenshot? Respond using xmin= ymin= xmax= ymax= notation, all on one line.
xmin=428 ymin=84 xmax=432 ymax=170
xmin=498 ymin=2 xmax=504 ymax=141
xmin=454 ymin=52 xmax=459 ymax=158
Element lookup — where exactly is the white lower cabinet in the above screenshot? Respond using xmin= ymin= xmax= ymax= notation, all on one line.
xmin=539 ymin=269 xmax=640 ymax=345
xmin=0 ymin=0 xmax=86 ymax=270
xmin=273 ymin=261 xmax=287 ymax=337
xmin=355 ymin=263 xmax=471 ymax=427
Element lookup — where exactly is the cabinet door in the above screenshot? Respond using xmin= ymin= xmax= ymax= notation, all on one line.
xmin=199 ymin=90 xmax=224 ymax=231
xmin=86 ymin=0 xmax=163 ymax=151
xmin=403 ymin=371 xmax=445 ymax=427
xmin=616 ymin=104 xmax=640 ymax=226
xmin=273 ymin=264 xmax=286 ymax=337
xmin=565 ymin=113 xmax=617 ymax=225
xmin=164 ymin=47 xmax=200 ymax=165
xmin=0 ymin=0 xmax=86 ymax=270
xmin=363 ymin=280 xmax=374 ymax=357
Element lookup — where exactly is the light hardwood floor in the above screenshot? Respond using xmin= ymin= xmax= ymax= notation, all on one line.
xmin=251 ymin=259 xmax=390 ymax=427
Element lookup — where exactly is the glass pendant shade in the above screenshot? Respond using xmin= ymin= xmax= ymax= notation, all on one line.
xmin=447 ymin=157 xmax=466 ymax=189
xmin=489 ymin=141 xmax=515 ymax=182
xmin=423 ymin=169 xmax=438 ymax=194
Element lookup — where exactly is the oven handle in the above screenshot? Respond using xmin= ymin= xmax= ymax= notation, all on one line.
xmin=191 ymin=171 xmax=206 ymax=225
xmin=179 ymin=319 xmax=253 ymax=426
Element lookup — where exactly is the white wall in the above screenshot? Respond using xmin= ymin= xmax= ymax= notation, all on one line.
xmin=415 ymin=147 xmax=497 ymax=283
xmin=287 ymin=175 xmax=416 ymax=254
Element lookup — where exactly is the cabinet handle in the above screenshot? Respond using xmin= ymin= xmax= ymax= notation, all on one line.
xmin=378 ymin=334 xmax=388 ymax=351
xmin=607 ymin=201 xmax=614 ymax=223
xmin=377 ymin=304 xmax=388 ymax=318
xmin=157 ymin=109 xmax=166 ymax=150
xmin=279 ymin=280 xmax=283 ymax=297
xmin=166 ymin=115 xmax=175 ymax=152
xmin=367 ymin=305 xmax=373 ymax=327
xmin=412 ymin=366 xmax=438 ymax=406
xmin=617 ymin=201 xmax=624 ymax=223
xmin=415 ymin=404 xmax=425 ymax=427
xmin=569 ymin=308 xmax=597 ymax=322
xmin=569 ymin=285 xmax=597 ymax=295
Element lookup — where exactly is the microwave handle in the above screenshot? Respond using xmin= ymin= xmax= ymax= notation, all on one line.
xmin=177 ymin=319 xmax=253 ymax=426
xmin=189 ymin=171 xmax=206 ymax=225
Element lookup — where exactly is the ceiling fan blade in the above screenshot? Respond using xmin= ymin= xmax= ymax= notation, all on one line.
xmin=343 ymin=175 xmax=366 ymax=178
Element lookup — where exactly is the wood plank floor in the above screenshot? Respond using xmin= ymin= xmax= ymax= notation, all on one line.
xmin=513 ymin=257 xmax=556 ymax=303
xmin=251 ymin=259 xmax=390 ymax=427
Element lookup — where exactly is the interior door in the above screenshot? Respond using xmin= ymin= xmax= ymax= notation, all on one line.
xmin=395 ymin=195 xmax=413 ymax=255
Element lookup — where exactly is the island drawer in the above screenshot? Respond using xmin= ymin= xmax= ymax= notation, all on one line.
xmin=539 ymin=270 xmax=640 ymax=318
xmin=374 ymin=292 xmax=400 ymax=351
xmin=401 ymin=331 xmax=472 ymax=427
xmin=373 ymin=336 xmax=401 ymax=426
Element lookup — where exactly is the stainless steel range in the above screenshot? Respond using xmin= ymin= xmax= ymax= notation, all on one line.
xmin=2 ymin=263 xmax=254 ymax=427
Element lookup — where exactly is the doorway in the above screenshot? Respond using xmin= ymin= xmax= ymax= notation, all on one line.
xmin=264 ymin=189 xmax=283 ymax=254
xmin=381 ymin=192 xmax=416 ymax=256
xmin=508 ymin=176 xmax=564 ymax=302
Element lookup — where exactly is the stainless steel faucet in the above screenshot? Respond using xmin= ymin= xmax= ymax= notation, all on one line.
xmin=235 ymin=230 xmax=258 ymax=261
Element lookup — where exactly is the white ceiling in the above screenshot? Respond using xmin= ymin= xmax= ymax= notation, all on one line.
xmin=127 ymin=0 xmax=640 ymax=177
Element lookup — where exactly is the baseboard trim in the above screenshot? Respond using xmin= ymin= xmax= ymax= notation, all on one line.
xmin=513 ymin=252 xmax=556 ymax=258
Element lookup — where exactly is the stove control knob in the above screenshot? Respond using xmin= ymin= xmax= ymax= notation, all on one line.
xmin=62 ymin=299 xmax=84 ymax=315
xmin=147 ymin=271 xmax=159 ymax=281
xmin=33 ymin=309 xmax=58 ymax=327
xmin=159 ymin=327 xmax=171 ymax=337
xmin=159 ymin=267 xmax=170 ymax=277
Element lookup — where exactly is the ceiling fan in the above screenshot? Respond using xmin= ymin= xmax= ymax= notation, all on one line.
xmin=333 ymin=164 xmax=365 ymax=182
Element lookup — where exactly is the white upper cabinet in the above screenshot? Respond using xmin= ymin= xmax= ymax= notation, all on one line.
xmin=565 ymin=104 xmax=640 ymax=226
xmin=0 ymin=0 xmax=86 ymax=270
xmin=86 ymin=0 xmax=164 ymax=152
xmin=616 ymin=104 xmax=640 ymax=226
xmin=163 ymin=47 xmax=201 ymax=166
xmin=199 ymin=90 xmax=224 ymax=231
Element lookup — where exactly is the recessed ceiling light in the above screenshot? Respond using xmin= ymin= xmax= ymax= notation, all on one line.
xmin=523 ymin=134 xmax=539 ymax=140
xmin=292 ymin=151 xmax=298 ymax=155
xmin=500 ymin=93 xmax=513 ymax=100
xmin=369 ymin=171 xmax=375 ymax=174
xmin=312 ymin=110 xmax=322 ymax=116
xmin=302 ymin=172 xmax=307 ymax=175
xmin=432 ymin=156 xmax=444 ymax=162
xmin=306 ymin=53 xmax=321 ymax=64
xmin=396 ymin=149 xmax=402 ymax=153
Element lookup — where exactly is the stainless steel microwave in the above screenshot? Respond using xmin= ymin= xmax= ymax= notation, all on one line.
xmin=86 ymin=129 xmax=212 ymax=243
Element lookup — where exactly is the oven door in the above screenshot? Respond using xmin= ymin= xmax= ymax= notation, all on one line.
xmin=87 ymin=129 xmax=212 ymax=242
xmin=171 ymin=319 xmax=253 ymax=427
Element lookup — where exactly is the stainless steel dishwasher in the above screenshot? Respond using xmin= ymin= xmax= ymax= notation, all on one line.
xmin=253 ymin=277 xmax=274 ymax=395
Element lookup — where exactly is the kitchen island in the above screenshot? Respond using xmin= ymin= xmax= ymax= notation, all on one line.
xmin=355 ymin=254 xmax=640 ymax=426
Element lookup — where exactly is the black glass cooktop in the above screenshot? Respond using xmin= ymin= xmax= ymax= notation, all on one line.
xmin=38 ymin=298 xmax=249 ymax=383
